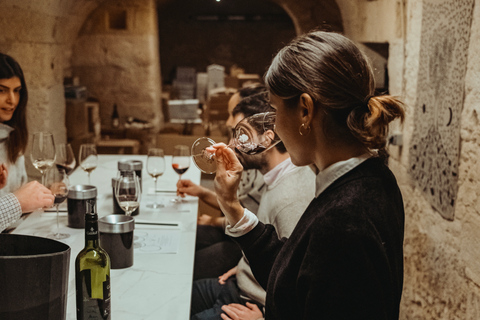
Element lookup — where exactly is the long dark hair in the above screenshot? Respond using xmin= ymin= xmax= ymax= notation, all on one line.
xmin=0 ymin=53 xmax=28 ymax=163
xmin=265 ymin=31 xmax=404 ymax=153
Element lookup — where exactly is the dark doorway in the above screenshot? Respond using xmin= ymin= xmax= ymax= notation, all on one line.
xmin=157 ymin=0 xmax=296 ymax=85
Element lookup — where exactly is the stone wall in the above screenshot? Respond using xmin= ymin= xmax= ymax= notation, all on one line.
xmin=338 ymin=0 xmax=480 ymax=318
xmin=72 ymin=0 xmax=162 ymax=131
xmin=387 ymin=0 xmax=480 ymax=318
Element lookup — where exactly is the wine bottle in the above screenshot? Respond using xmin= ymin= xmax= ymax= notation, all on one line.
xmin=75 ymin=208 xmax=111 ymax=319
xmin=111 ymin=104 xmax=119 ymax=128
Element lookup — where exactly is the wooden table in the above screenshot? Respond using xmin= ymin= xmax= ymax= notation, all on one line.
xmin=13 ymin=154 xmax=200 ymax=320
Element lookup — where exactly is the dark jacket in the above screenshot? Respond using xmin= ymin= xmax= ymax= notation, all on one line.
xmin=234 ymin=157 xmax=405 ymax=320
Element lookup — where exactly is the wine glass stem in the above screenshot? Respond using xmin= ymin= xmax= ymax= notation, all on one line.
xmin=154 ymin=178 xmax=158 ymax=206
xmin=41 ymin=172 xmax=45 ymax=186
xmin=55 ymin=204 xmax=60 ymax=236
xmin=177 ymin=175 xmax=182 ymax=202
xmin=87 ymin=172 xmax=91 ymax=185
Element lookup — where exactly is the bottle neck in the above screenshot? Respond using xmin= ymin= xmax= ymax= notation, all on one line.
xmin=84 ymin=219 xmax=100 ymax=248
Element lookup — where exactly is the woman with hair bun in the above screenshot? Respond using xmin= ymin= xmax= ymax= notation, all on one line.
xmin=209 ymin=31 xmax=405 ymax=320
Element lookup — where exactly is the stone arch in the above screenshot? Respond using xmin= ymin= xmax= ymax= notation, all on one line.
xmin=157 ymin=0 xmax=344 ymax=36
xmin=269 ymin=0 xmax=343 ymax=35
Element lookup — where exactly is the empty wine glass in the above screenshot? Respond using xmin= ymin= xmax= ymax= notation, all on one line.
xmin=171 ymin=145 xmax=190 ymax=203
xmin=30 ymin=132 xmax=56 ymax=185
xmin=55 ymin=143 xmax=76 ymax=175
xmin=79 ymin=144 xmax=97 ymax=185
xmin=46 ymin=167 xmax=70 ymax=240
xmin=192 ymin=112 xmax=280 ymax=174
xmin=115 ymin=170 xmax=141 ymax=216
xmin=146 ymin=148 xmax=166 ymax=209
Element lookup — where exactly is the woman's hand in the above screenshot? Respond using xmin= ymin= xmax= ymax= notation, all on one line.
xmin=218 ymin=266 xmax=237 ymax=284
xmin=207 ymin=143 xmax=245 ymax=226
xmin=0 ymin=164 xmax=8 ymax=189
xmin=221 ymin=302 xmax=263 ymax=320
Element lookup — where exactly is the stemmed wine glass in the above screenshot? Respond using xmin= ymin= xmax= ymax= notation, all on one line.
xmin=146 ymin=148 xmax=166 ymax=209
xmin=115 ymin=170 xmax=141 ymax=216
xmin=192 ymin=112 xmax=280 ymax=174
xmin=46 ymin=167 xmax=70 ymax=240
xmin=171 ymin=145 xmax=190 ymax=203
xmin=55 ymin=143 xmax=76 ymax=175
xmin=31 ymin=132 xmax=56 ymax=185
xmin=79 ymin=144 xmax=98 ymax=185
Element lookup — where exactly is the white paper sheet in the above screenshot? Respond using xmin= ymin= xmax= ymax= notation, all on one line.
xmin=134 ymin=227 xmax=181 ymax=254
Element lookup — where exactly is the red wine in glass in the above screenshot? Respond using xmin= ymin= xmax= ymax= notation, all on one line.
xmin=172 ymin=145 xmax=190 ymax=203
xmin=54 ymin=194 xmax=68 ymax=204
xmin=172 ymin=164 xmax=189 ymax=175
xmin=55 ymin=143 xmax=76 ymax=175
xmin=46 ymin=168 xmax=70 ymax=240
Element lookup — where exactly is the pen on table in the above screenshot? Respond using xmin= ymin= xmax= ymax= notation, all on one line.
xmin=135 ymin=221 xmax=179 ymax=227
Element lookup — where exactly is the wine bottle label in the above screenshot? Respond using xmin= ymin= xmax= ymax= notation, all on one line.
xmin=85 ymin=221 xmax=99 ymax=241
xmin=77 ymin=270 xmax=111 ymax=319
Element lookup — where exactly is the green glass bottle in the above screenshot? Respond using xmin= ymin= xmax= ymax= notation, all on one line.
xmin=75 ymin=209 xmax=111 ymax=319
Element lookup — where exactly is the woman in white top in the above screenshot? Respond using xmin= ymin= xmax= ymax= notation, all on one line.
xmin=0 ymin=53 xmax=28 ymax=195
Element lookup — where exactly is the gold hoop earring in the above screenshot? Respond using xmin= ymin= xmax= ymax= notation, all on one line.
xmin=299 ymin=123 xmax=311 ymax=136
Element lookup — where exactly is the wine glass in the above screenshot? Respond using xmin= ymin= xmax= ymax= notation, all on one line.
xmin=192 ymin=112 xmax=280 ymax=174
xmin=46 ymin=167 xmax=70 ymax=240
xmin=79 ymin=144 xmax=98 ymax=185
xmin=55 ymin=143 xmax=76 ymax=175
xmin=115 ymin=170 xmax=141 ymax=216
xmin=171 ymin=145 xmax=190 ymax=203
xmin=30 ymin=132 xmax=56 ymax=185
xmin=146 ymin=148 xmax=166 ymax=209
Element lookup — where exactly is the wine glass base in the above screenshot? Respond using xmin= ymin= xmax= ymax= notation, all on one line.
xmin=147 ymin=203 xmax=165 ymax=209
xmin=47 ymin=232 xmax=70 ymax=240
xmin=171 ymin=198 xmax=183 ymax=203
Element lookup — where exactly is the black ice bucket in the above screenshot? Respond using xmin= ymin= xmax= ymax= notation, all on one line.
xmin=0 ymin=234 xmax=71 ymax=320
xmin=99 ymin=214 xmax=135 ymax=269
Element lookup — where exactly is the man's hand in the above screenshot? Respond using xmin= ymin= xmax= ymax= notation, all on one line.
xmin=218 ymin=266 xmax=237 ymax=285
xmin=0 ymin=164 xmax=8 ymax=189
xmin=177 ymin=179 xmax=206 ymax=198
xmin=197 ymin=214 xmax=225 ymax=228
xmin=13 ymin=181 xmax=54 ymax=213
xmin=221 ymin=302 xmax=263 ymax=320
xmin=197 ymin=214 xmax=214 ymax=226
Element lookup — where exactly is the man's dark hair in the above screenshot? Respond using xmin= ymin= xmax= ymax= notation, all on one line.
xmin=237 ymin=83 xmax=266 ymax=99
xmin=233 ymin=91 xmax=271 ymax=118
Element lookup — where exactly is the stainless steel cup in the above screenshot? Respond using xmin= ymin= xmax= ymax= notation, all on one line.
xmin=98 ymin=214 xmax=135 ymax=269
xmin=67 ymin=185 xmax=97 ymax=228
xmin=118 ymin=159 xmax=143 ymax=189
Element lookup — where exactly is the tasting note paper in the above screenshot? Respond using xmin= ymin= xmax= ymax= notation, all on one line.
xmin=134 ymin=227 xmax=181 ymax=254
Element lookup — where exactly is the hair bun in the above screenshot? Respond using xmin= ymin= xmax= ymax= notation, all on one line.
xmin=347 ymin=95 xmax=405 ymax=150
